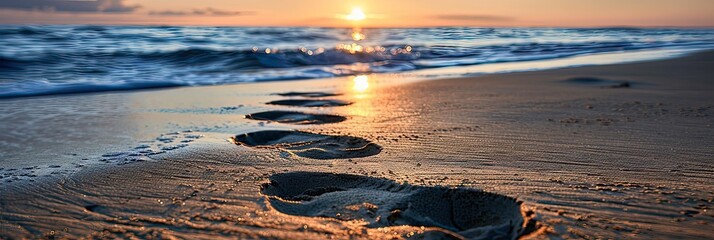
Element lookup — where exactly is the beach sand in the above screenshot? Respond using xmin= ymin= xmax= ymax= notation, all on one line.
xmin=1 ymin=51 xmax=713 ymax=239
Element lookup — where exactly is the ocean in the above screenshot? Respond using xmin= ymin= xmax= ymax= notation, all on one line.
xmin=1 ymin=26 xmax=713 ymax=98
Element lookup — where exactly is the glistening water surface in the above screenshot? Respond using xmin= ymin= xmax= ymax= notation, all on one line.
xmin=1 ymin=26 xmax=713 ymax=98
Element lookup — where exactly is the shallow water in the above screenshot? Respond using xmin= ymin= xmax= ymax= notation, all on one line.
xmin=1 ymin=26 xmax=713 ymax=98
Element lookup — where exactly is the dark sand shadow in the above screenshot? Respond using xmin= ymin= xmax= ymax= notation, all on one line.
xmin=231 ymin=131 xmax=380 ymax=159
xmin=562 ymin=77 xmax=632 ymax=88
xmin=275 ymin=92 xmax=342 ymax=98
xmin=266 ymin=99 xmax=352 ymax=107
xmin=261 ymin=172 xmax=528 ymax=239
xmin=245 ymin=111 xmax=347 ymax=124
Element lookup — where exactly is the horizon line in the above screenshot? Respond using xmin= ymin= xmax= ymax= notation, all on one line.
xmin=1 ymin=23 xmax=713 ymax=29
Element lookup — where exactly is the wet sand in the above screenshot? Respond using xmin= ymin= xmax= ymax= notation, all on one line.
xmin=1 ymin=51 xmax=714 ymax=239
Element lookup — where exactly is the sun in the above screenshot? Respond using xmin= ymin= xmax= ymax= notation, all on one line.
xmin=345 ymin=7 xmax=366 ymax=21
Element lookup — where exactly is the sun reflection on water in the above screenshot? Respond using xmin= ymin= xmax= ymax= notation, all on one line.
xmin=351 ymin=29 xmax=365 ymax=41
xmin=344 ymin=74 xmax=374 ymax=118
xmin=352 ymin=75 xmax=369 ymax=93
xmin=251 ymin=10 xmax=419 ymax=62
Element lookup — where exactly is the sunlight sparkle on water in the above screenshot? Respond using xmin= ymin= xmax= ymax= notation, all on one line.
xmin=351 ymin=31 xmax=366 ymax=41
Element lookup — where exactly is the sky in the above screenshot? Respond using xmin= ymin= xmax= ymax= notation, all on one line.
xmin=0 ymin=0 xmax=712 ymax=27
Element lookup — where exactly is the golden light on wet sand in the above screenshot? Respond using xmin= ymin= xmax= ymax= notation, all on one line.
xmin=352 ymin=75 xmax=369 ymax=92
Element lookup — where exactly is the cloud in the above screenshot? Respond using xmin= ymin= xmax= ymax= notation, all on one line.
xmin=436 ymin=14 xmax=513 ymax=22
xmin=0 ymin=0 xmax=139 ymax=13
xmin=149 ymin=8 xmax=250 ymax=17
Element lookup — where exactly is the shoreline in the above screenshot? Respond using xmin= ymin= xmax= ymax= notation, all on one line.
xmin=1 ymin=48 xmax=711 ymax=172
xmin=0 ymin=46 xmax=710 ymax=100
xmin=1 ymin=50 xmax=714 ymax=239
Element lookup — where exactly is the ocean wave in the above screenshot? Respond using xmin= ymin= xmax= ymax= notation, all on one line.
xmin=0 ymin=80 xmax=186 ymax=99
xmin=0 ymin=26 xmax=50 ymax=35
xmin=0 ymin=56 xmax=28 ymax=70
xmin=0 ymin=26 xmax=713 ymax=98
xmin=0 ymin=41 xmax=679 ymax=68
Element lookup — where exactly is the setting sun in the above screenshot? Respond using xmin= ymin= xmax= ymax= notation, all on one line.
xmin=345 ymin=7 xmax=366 ymax=21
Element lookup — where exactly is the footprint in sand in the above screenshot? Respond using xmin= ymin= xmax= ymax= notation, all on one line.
xmin=275 ymin=91 xmax=342 ymax=98
xmin=231 ymin=130 xmax=380 ymax=159
xmin=266 ymin=99 xmax=352 ymax=107
xmin=245 ymin=111 xmax=347 ymax=125
xmin=261 ymin=172 xmax=528 ymax=239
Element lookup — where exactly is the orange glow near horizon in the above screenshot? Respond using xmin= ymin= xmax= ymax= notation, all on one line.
xmin=0 ymin=0 xmax=712 ymax=27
